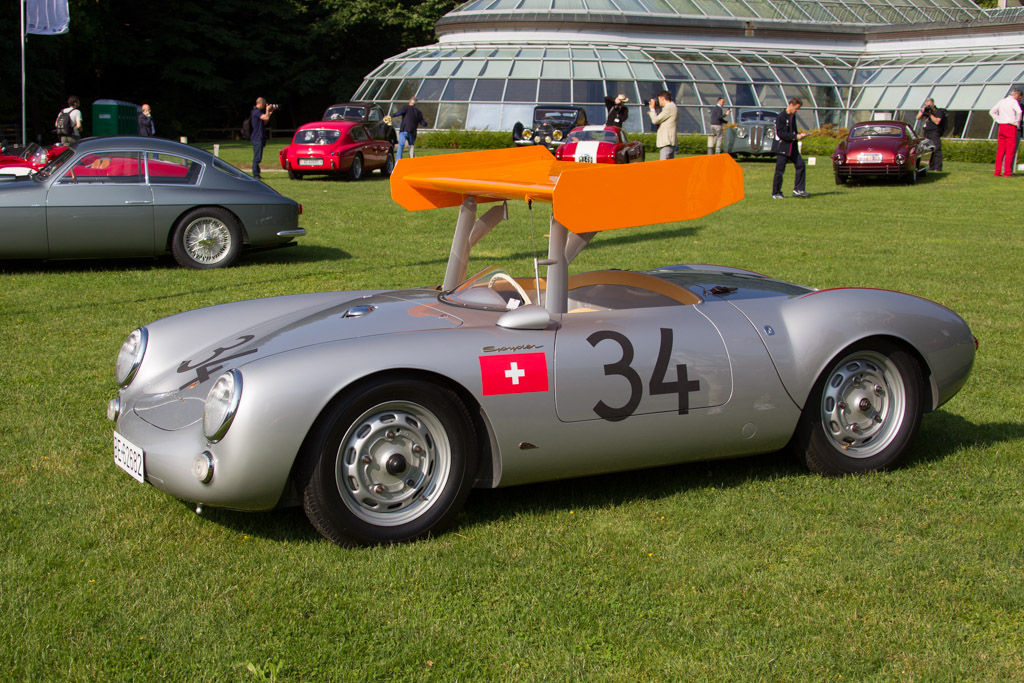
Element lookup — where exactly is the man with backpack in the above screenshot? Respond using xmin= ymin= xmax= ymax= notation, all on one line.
xmin=55 ymin=96 xmax=82 ymax=144
xmin=248 ymin=97 xmax=278 ymax=180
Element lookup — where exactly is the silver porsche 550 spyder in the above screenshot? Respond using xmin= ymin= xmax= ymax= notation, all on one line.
xmin=107 ymin=147 xmax=975 ymax=547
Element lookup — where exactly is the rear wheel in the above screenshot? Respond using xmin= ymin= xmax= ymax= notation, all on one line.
xmin=170 ymin=207 xmax=241 ymax=269
xmin=347 ymin=154 xmax=363 ymax=181
xmin=287 ymin=167 xmax=302 ymax=180
xmin=299 ymin=377 xmax=477 ymax=546
xmin=793 ymin=341 xmax=924 ymax=476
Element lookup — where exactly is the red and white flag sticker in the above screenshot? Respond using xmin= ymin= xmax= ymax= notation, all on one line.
xmin=479 ymin=352 xmax=549 ymax=395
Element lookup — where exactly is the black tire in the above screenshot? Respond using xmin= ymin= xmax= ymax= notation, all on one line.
xmin=170 ymin=207 xmax=241 ymax=269
xmin=299 ymin=377 xmax=477 ymax=547
xmin=346 ymin=154 xmax=363 ymax=181
xmin=835 ymin=171 xmax=845 ymax=185
xmin=287 ymin=167 xmax=302 ymax=181
xmin=512 ymin=121 xmax=524 ymax=142
xmin=380 ymin=152 xmax=396 ymax=177
xmin=905 ymin=164 xmax=918 ymax=185
xmin=793 ymin=340 xmax=924 ymax=476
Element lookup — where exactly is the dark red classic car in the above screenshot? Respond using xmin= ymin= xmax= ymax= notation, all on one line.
xmin=279 ymin=121 xmax=394 ymax=181
xmin=553 ymin=125 xmax=645 ymax=164
xmin=832 ymin=121 xmax=934 ymax=185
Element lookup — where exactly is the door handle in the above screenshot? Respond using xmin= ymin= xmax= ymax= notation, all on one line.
xmin=124 ymin=200 xmax=152 ymax=205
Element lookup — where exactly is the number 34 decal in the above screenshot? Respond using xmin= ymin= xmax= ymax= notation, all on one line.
xmin=587 ymin=328 xmax=699 ymax=422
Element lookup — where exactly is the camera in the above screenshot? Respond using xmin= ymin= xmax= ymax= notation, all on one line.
xmin=268 ymin=103 xmax=280 ymax=111
xmin=922 ymin=104 xmax=934 ymax=115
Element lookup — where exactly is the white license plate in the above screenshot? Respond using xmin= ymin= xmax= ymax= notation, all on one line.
xmin=114 ymin=431 xmax=145 ymax=483
xmin=858 ymin=153 xmax=882 ymax=163
xmin=298 ymin=158 xmax=323 ymax=167
xmin=577 ymin=154 xmax=595 ymax=163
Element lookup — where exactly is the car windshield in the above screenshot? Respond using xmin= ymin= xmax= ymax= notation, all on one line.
xmin=851 ymin=125 xmax=903 ymax=138
xmin=295 ymin=129 xmax=342 ymax=145
xmin=567 ymin=129 xmax=621 ymax=144
xmin=535 ymin=110 xmax=578 ymax=123
xmin=440 ymin=266 xmax=538 ymax=312
xmin=324 ymin=106 xmax=367 ymax=121
xmin=33 ymin=146 xmax=74 ymax=181
xmin=739 ymin=110 xmax=777 ymax=123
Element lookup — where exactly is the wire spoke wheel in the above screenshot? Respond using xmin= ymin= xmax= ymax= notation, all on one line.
xmin=171 ymin=207 xmax=241 ymax=269
xmin=183 ymin=217 xmax=231 ymax=265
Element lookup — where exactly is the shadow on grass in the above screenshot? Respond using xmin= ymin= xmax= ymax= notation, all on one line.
xmin=287 ymin=172 xmax=393 ymax=184
xmin=0 ymin=244 xmax=349 ymax=276
xmin=174 ymin=410 xmax=1022 ymax=546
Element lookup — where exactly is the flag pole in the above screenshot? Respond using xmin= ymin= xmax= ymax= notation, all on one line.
xmin=21 ymin=0 xmax=27 ymax=146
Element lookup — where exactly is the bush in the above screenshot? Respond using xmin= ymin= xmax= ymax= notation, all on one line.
xmin=414 ymin=127 xmax=1002 ymax=164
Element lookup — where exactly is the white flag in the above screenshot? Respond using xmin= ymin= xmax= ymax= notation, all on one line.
xmin=26 ymin=0 xmax=70 ymax=35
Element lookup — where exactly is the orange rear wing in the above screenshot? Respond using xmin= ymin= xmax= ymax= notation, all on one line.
xmin=390 ymin=146 xmax=744 ymax=234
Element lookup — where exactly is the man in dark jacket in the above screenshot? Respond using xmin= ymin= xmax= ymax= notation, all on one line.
xmin=137 ymin=104 xmax=155 ymax=137
xmin=391 ymin=97 xmax=428 ymax=160
xmin=707 ymin=97 xmax=731 ymax=154
xmin=916 ymin=98 xmax=945 ymax=172
xmin=604 ymin=94 xmax=629 ymax=128
xmin=771 ymin=98 xmax=809 ymax=199
xmin=249 ymin=97 xmax=278 ymax=180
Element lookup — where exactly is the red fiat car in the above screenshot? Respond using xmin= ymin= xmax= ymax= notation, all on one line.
xmin=279 ymin=121 xmax=394 ymax=181
xmin=553 ymin=125 xmax=645 ymax=164
xmin=832 ymin=121 xmax=934 ymax=185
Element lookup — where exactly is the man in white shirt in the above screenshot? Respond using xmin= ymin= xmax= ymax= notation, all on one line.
xmin=990 ymin=88 xmax=1022 ymax=177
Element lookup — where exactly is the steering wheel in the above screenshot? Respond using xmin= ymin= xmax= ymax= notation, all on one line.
xmin=487 ymin=272 xmax=531 ymax=305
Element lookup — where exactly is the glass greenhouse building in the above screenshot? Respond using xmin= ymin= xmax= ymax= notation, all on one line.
xmin=352 ymin=0 xmax=1024 ymax=138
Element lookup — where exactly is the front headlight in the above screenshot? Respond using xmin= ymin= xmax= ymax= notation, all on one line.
xmin=766 ymin=129 xmax=775 ymax=139
xmin=116 ymin=327 xmax=148 ymax=388
xmin=553 ymin=130 xmax=563 ymax=141
xmin=203 ymin=369 xmax=242 ymax=442
xmin=736 ymin=128 xmax=747 ymax=138
xmin=522 ymin=128 xmax=533 ymax=140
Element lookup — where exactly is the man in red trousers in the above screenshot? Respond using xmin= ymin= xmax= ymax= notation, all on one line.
xmin=990 ymin=88 xmax=1023 ymax=177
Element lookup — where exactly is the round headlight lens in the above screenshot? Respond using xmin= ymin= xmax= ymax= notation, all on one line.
xmin=552 ymin=130 xmax=563 ymax=141
xmin=544 ymin=135 xmax=552 ymax=143
xmin=203 ymin=369 xmax=242 ymax=442
xmin=522 ymin=128 xmax=533 ymax=140
xmin=116 ymin=327 xmax=148 ymax=388
xmin=736 ymin=128 xmax=746 ymax=138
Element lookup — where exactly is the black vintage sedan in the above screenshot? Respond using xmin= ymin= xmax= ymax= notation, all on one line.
xmin=0 ymin=137 xmax=304 ymax=269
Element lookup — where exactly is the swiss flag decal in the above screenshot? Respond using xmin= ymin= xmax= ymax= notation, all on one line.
xmin=479 ymin=352 xmax=549 ymax=395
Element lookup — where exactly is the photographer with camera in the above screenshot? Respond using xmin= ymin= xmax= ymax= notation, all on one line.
xmin=989 ymin=88 xmax=1022 ymax=177
xmin=916 ymin=98 xmax=945 ymax=172
xmin=249 ymin=97 xmax=279 ymax=180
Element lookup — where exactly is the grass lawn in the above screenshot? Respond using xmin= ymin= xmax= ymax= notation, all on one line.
xmin=2 ymin=148 xmax=1022 ymax=681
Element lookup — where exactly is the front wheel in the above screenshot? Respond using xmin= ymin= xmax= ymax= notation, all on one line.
xmin=170 ymin=207 xmax=241 ymax=269
xmin=834 ymin=170 xmax=845 ymax=185
xmin=299 ymin=378 xmax=477 ymax=546
xmin=793 ymin=341 xmax=924 ymax=476
xmin=380 ymin=152 xmax=396 ymax=177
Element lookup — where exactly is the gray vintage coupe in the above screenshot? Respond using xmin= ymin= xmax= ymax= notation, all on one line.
xmin=722 ymin=108 xmax=780 ymax=156
xmin=107 ymin=147 xmax=975 ymax=547
xmin=0 ymin=137 xmax=304 ymax=269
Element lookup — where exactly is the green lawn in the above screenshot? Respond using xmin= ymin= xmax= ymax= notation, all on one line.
xmin=2 ymin=151 xmax=1022 ymax=681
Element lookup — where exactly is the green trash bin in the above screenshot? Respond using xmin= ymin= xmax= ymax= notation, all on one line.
xmin=92 ymin=99 xmax=139 ymax=136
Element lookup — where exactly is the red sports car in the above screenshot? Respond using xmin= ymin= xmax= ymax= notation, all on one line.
xmin=553 ymin=125 xmax=645 ymax=164
xmin=832 ymin=121 xmax=934 ymax=185
xmin=279 ymin=121 xmax=394 ymax=181
xmin=0 ymin=142 xmax=66 ymax=175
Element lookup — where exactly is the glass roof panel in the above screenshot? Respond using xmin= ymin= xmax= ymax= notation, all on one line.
xmin=734 ymin=53 xmax=768 ymax=64
xmin=604 ymin=62 xmax=634 ymax=79
xmin=645 ymin=50 xmax=681 ymax=62
xmin=747 ymin=65 xmax=776 ymax=82
xmin=774 ymin=66 xmax=807 ymax=83
xmin=912 ymin=66 xmax=949 ymax=83
xmin=541 ymin=61 xmax=571 ymax=78
xmin=481 ymin=60 xmax=512 ymax=77
xmin=632 ymin=62 xmax=661 ymax=79
xmin=718 ymin=65 xmax=749 ymax=81
xmin=851 ymin=86 xmax=884 ymax=109
xmin=970 ymin=64 xmax=1002 ymax=82
xmin=890 ymin=67 xmax=924 ymax=84
xmin=659 ymin=62 xmax=692 ymax=79
xmin=689 ymin=63 xmax=721 ymax=80
xmin=898 ymin=85 xmax=932 ymax=109
xmin=949 ymin=84 xmax=983 ymax=108
xmin=510 ymin=61 xmax=542 ymax=78
xmin=993 ymin=64 xmax=1024 ymax=83
xmin=574 ymin=61 xmax=602 ymax=78
xmin=471 ymin=80 xmax=506 ymax=101
xmin=942 ymin=65 xmax=976 ymax=83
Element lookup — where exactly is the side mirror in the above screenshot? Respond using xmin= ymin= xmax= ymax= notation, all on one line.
xmin=497 ymin=304 xmax=551 ymax=330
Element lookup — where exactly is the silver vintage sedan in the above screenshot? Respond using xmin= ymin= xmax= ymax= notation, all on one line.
xmin=107 ymin=148 xmax=975 ymax=547
xmin=0 ymin=136 xmax=304 ymax=269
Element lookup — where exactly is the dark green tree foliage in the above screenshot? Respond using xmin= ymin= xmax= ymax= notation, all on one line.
xmin=0 ymin=0 xmax=457 ymax=143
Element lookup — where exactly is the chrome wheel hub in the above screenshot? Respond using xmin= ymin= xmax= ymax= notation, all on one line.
xmin=184 ymin=218 xmax=230 ymax=264
xmin=820 ymin=351 xmax=905 ymax=457
xmin=337 ymin=401 xmax=449 ymax=525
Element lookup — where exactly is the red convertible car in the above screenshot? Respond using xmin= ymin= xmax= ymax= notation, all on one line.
xmin=279 ymin=121 xmax=394 ymax=181
xmin=553 ymin=125 xmax=645 ymax=164
xmin=832 ymin=121 xmax=934 ymax=185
